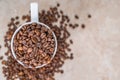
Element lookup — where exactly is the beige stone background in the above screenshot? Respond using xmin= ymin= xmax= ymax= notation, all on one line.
xmin=0 ymin=0 xmax=120 ymax=80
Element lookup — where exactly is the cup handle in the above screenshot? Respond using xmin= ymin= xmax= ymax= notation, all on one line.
xmin=30 ymin=3 xmax=38 ymax=22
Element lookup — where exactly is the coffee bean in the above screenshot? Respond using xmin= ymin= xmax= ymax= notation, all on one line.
xmin=0 ymin=56 xmax=3 ymax=60
xmin=60 ymin=10 xmax=63 ymax=14
xmin=22 ymin=15 xmax=26 ymax=20
xmin=40 ymin=33 xmax=46 ymax=39
xmin=18 ymin=72 xmax=24 ymax=76
xmin=75 ymin=15 xmax=79 ymax=19
xmin=81 ymin=24 xmax=85 ymax=29
xmin=15 ymin=21 xmax=20 ymax=25
xmin=70 ymin=53 xmax=73 ymax=59
xmin=0 ymin=45 xmax=1 ymax=49
xmin=74 ymin=23 xmax=79 ymax=27
xmin=36 ymin=43 xmax=41 ymax=48
xmin=35 ymin=29 xmax=40 ymax=35
xmin=67 ymin=48 xmax=71 ymax=52
xmin=32 ymin=37 xmax=38 ymax=43
xmin=57 ymin=3 xmax=60 ymax=7
xmin=88 ymin=14 xmax=91 ymax=18
xmin=15 ymin=16 xmax=19 ymax=20
xmin=2 ymin=60 xmax=6 ymax=65
xmin=69 ymin=24 xmax=73 ymax=27
xmin=18 ymin=47 xmax=23 ymax=51
xmin=11 ymin=18 xmax=15 ymax=22
xmin=43 ymin=43 xmax=49 ymax=48
xmin=27 ymin=48 xmax=33 ymax=53
xmin=69 ymin=39 xmax=73 ymax=44
xmin=49 ymin=48 xmax=54 ymax=52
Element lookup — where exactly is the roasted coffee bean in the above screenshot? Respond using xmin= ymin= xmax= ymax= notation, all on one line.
xmin=0 ymin=56 xmax=3 ymax=60
xmin=1 ymin=3 xmax=78 ymax=80
xmin=15 ymin=21 xmax=20 ymax=25
xmin=18 ymin=47 xmax=23 ymax=51
xmin=57 ymin=3 xmax=60 ymax=7
xmin=22 ymin=15 xmax=27 ymax=20
xmin=15 ymin=16 xmax=19 ymax=20
xmin=2 ymin=60 xmax=6 ymax=65
xmin=40 ymin=33 xmax=46 ymax=39
xmin=70 ymin=53 xmax=73 ymax=59
xmin=60 ymin=10 xmax=63 ymax=14
xmin=70 ymin=39 xmax=73 ymax=44
xmin=31 ymin=37 xmax=38 ymax=43
xmin=0 ymin=45 xmax=1 ymax=49
xmin=11 ymin=17 xmax=15 ymax=22
xmin=18 ymin=71 xmax=24 ymax=76
xmin=27 ymin=48 xmax=33 ymax=53
xmin=75 ymin=15 xmax=79 ymax=19
xmin=69 ymin=24 xmax=73 ymax=27
xmin=88 ymin=14 xmax=91 ymax=18
xmin=81 ymin=24 xmax=85 ymax=29
xmin=74 ymin=23 xmax=79 ymax=27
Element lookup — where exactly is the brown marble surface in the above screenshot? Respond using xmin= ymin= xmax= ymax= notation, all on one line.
xmin=0 ymin=0 xmax=120 ymax=80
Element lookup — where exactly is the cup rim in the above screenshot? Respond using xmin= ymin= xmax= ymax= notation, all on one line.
xmin=11 ymin=21 xmax=58 ymax=68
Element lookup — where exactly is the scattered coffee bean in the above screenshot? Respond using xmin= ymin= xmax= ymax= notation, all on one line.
xmin=70 ymin=53 xmax=73 ymax=59
xmin=11 ymin=17 xmax=15 ymax=22
xmin=15 ymin=21 xmax=20 ymax=25
xmin=22 ymin=15 xmax=27 ymax=20
xmin=81 ymin=24 xmax=85 ymax=29
xmin=60 ymin=70 xmax=64 ymax=73
xmin=74 ymin=23 xmax=79 ymax=27
xmin=69 ymin=24 xmax=73 ymax=27
xmin=75 ymin=14 xmax=79 ymax=19
xmin=15 ymin=16 xmax=19 ymax=19
xmin=70 ymin=39 xmax=73 ymax=44
xmin=88 ymin=14 xmax=91 ymax=18
xmin=2 ymin=60 xmax=6 ymax=65
xmin=67 ymin=48 xmax=71 ymax=52
xmin=0 ymin=56 xmax=3 ymax=60
xmin=0 ymin=45 xmax=1 ymax=49
xmin=60 ymin=10 xmax=63 ymax=14
xmin=57 ymin=3 xmax=60 ymax=7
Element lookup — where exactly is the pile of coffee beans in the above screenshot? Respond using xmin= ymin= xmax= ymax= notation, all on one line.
xmin=1 ymin=3 xmax=79 ymax=80
xmin=13 ymin=23 xmax=55 ymax=67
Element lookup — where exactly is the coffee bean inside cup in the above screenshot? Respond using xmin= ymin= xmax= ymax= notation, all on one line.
xmin=13 ymin=22 xmax=55 ymax=67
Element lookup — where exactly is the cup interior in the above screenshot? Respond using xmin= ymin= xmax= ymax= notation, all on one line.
xmin=11 ymin=22 xmax=58 ymax=68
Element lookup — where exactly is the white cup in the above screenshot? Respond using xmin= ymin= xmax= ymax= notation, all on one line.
xmin=10 ymin=2 xmax=58 ymax=68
